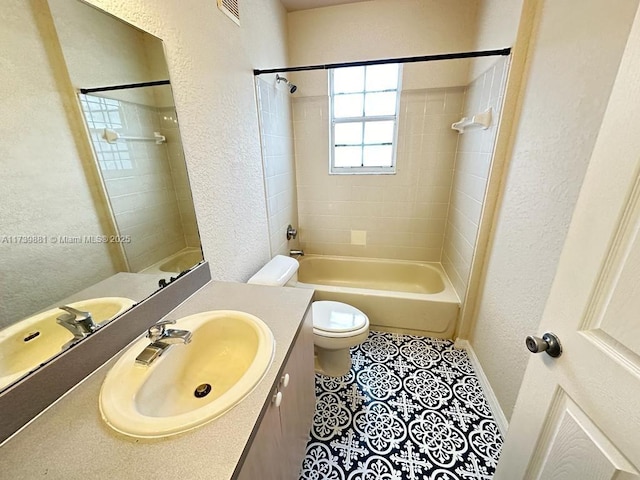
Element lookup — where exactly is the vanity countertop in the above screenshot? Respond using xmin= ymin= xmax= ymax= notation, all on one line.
xmin=0 ymin=281 xmax=314 ymax=480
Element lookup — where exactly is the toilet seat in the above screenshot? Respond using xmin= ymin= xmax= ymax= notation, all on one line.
xmin=312 ymin=301 xmax=369 ymax=338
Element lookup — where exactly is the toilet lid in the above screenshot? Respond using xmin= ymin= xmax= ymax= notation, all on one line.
xmin=312 ymin=301 xmax=368 ymax=334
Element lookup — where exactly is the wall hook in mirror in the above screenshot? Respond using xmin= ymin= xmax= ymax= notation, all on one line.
xmin=102 ymin=128 xmax=166 ymax=145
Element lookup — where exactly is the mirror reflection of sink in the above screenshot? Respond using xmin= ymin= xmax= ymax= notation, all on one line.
xmin=99 ymin=310 xmax=275 ymax=439
xmin=0 ymin=297 xmax=135 ymax=390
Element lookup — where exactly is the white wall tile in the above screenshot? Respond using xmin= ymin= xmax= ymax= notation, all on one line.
xmin=82 ymin=97 xmax=193 ymax=272
xmin=293 ymin=86 xmax=465 ymax=262
xmin=257 ymin=78 xmax=299 ymax=257
xmin=442 ymin=58 xmax=507 ymax=299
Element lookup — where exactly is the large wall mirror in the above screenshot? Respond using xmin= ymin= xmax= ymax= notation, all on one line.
xmin=0 ymin=0 xmax=202 ymax=394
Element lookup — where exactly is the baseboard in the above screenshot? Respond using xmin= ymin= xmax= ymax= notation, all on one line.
xmin=454 ymin=338 xmax=509 ymax=438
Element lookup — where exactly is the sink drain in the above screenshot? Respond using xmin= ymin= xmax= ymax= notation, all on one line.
xmin=194 ymin=383 xmax=212 ymax=398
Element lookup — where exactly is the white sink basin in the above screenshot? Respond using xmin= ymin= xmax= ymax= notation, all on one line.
xmin=99 ymin=310 xmax=275 ymax=439
xmin=0 ymin=297 xmax=135 ymax=390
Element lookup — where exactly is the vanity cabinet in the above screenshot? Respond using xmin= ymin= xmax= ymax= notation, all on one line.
xmin=237 ymin=308 xmax=315 ymax=480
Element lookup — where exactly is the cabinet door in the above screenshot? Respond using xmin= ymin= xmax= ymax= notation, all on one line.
xmin=236 ymin=388 xmax=284 ymax=480
xmin=237 ymin=308 xmax=315 ymax=480
xmin=279 ymin=309 xmax=316 ymax=479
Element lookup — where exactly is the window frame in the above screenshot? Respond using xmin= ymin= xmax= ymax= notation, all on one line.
xmin=329 ymin=64 xmax=403 ymax=175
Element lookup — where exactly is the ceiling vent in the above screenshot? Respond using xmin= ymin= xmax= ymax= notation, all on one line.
xmin=217 ymin=0 xmax=240 ymax=26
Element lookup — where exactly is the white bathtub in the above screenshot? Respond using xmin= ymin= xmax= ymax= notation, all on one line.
xmin=295 ymin=255 xmax=460 ymax=338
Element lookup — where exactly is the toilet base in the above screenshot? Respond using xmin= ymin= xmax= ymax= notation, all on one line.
xmin=314 ymin=346 xmax=352 ymax=377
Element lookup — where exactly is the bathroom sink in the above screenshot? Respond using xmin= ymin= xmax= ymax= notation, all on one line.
xmin=0 ymin=297 xmax=135 ymax=390
xmin=99 ymin=310 xmax=275 ymax=439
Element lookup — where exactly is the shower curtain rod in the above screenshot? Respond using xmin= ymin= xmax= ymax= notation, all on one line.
xmin=253 ymin=48 xmax=511 ymax=76
xmin=79 ymin=79 xmax=170 ymax=94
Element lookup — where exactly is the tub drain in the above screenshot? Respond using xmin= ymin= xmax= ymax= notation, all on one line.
xmin=194 ymin=383 xmax=212 ymax=398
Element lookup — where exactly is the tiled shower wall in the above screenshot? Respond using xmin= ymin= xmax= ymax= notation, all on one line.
xmin=442 ymin=57 xmax=509 ymax=300
xmin=81 ymin=94 xmax=191 ymax=272
xmin=256 ymin=77 xmax=299 ymax=257
xmin=258 ymin=59 xmax=508 ymax=298
xmin=159 ymin=105 xmax=201 ymax=248
xmin=293 ymin=88 xmax=464 ymax=261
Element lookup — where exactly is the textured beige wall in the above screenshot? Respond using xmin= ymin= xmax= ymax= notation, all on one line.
xmin=469 ymin=0 xmax=638 ymax=420
xmin=49 ymin=0 xmax=167 ymax=106
xmin=0 ymin=1 xmax=118 ymax=327
xmin=469 ymin=0 xmax=524 ymax=80
xmin=83 ymin=0 xmax=291 ymax=281
xmin=287 ymin=0 xmax=478 ymax=88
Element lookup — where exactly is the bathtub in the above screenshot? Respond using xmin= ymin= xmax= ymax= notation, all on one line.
xmin=157 ymin=248 xmax=203 ymax=273
xmin=294 ymin=255 xmax=460 ymax=338
xmin=139 ymin=247 xmax=203 ymax=275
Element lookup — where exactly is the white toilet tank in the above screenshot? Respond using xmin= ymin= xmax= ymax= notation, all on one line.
xmin=247 ymin=255 xmax=299 ymax=286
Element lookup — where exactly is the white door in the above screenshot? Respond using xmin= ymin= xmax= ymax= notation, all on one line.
xmin=494 ymin=6 xmax=640 ymax=480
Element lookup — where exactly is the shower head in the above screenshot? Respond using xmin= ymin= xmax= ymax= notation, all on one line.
xmin=276 ymin=74 xmax=297 ymax=94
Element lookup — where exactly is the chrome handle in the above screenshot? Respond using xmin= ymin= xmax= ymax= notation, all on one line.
xmin=154 ymin=319 xmax=176 ymax=326
xmin=58 ymin=306 xmax=91 ymax=321
xmin=57 ymin=306 xmax=97 ymax=334
xmin=526 ymin=332 xmax=562 ymax=358
xmin=148 ymin=319 xmax=176 ymax=341
xmin=286 ymin=224 xmax=297 ymax=240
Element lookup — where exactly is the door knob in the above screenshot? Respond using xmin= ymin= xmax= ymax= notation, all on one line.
xmin=525 ymin=332 xmax=562 ymax=357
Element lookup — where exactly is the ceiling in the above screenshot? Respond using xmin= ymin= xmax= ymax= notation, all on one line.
xmin=280 ymin=0 xmax=370 ymax=12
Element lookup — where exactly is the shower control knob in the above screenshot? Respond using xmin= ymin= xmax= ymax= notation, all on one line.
xmin=525 ymin=332 xmax=562 ymax=358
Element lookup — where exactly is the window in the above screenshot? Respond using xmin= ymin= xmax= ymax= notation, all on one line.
xmin=79 ymin=94 xmax=133 ymax=171
xmin=330 ymin=63 xmax=402 ymax=174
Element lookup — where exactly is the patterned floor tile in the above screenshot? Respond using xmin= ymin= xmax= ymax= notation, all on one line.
xmin=299 ymin=331 xmax=503 ymax=480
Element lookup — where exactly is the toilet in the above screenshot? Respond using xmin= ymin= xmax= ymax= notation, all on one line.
xmin=247 ymin=255 xmax=369 ymax=377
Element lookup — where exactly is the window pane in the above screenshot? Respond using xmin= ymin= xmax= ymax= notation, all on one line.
xmin=363 ymin=145 xmax=393 ymax=167
xmin=334 ymin=94 xmax=364 ymax=118
xmin=333 ymin=66 xmax=365 ymax=93
xmin=364 ymin=92 xmax=397 ymax=116
xmin=365 ymin=64 xmax=399 ymax=91
xmin=364 ymin=92 xmax=396 ymax=116
xmin=335 ymin=122 xmax=363 ymax=145
xmin=334 ymin=146 xmax=362 ymax=167
xmin=364 ymin=121 xmax=395 ymax=144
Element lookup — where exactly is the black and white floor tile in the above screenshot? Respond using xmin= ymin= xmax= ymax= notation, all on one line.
xmin=299 ymin=331 xmax=503 ymax=480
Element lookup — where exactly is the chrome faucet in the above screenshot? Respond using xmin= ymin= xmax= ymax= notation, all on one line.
xmin=135 ymin=319 xmax=192 ymax=366
xmin=289 ymin=249 xmax=304 ymax=257
xmin=56 ymin=306 xmax=98 ymax=345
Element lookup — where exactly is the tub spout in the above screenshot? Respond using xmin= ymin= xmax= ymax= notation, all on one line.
xmin=290 ymin=249 xmax=304 ymax=257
